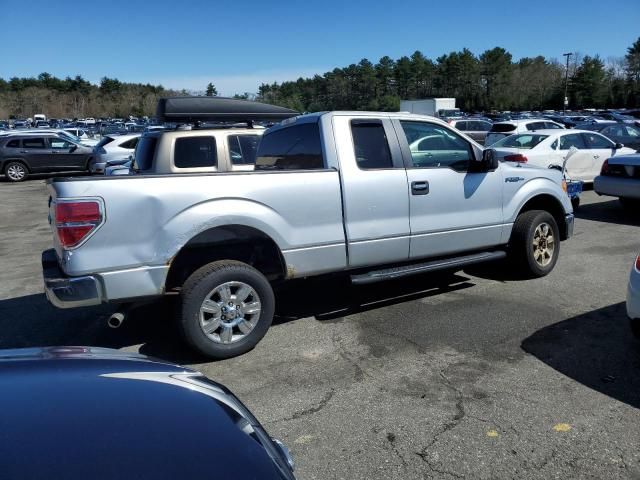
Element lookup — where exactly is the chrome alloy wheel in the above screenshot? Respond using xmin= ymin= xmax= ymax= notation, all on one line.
xmin=6 ymin=163 xmax=26 ymax=181
xmin=199 ymin=281 xmax=262 ymax=344
xmin=532 ymin=222 xmax=555 ymax=267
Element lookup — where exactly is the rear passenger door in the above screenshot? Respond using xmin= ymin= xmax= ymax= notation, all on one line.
xmin=332 ymin=116 xmax=410 ymax=267
xmin=20 ymin=137 xmax=50 ymax=171
xmin=394 ymin=119 xmax=504 ymax=259
xmin=557 ymin=133 xmax=594 ymax=181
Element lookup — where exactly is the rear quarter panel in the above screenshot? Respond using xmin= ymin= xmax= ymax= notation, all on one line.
xmin=49 ymin=171 xmax=346 ymax=278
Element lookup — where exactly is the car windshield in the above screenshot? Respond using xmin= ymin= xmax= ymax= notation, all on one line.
xmin=493 ymin=134 xmax=549 ymax=149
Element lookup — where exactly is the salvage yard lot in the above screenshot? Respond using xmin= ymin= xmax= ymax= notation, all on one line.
xmin=0 ymin=179 xmax=639 ymax=479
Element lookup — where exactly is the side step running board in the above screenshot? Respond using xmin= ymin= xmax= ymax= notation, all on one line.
xmin=350 ymin=251 xmax=507 ymax=285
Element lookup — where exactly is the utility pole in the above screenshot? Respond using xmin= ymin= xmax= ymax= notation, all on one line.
xmin=562 ymin=52 xmax=573 ymax=114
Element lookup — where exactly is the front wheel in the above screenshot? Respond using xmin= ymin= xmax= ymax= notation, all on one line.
xmin=509 ymin=210 xmax=560 ymax=278
xmin=179 ymin=260 xmax=275 ymax=359
xmin=4 ymin=161 xmax=28 ymax=182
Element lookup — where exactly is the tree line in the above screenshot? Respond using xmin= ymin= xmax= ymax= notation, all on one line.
xmin=0 ymin=74 xmax=178 ymax=119
xmin=1 ymin=38 xmax=639 ymax=118
xmin=257 ymin=38 xmax=640 ymax=113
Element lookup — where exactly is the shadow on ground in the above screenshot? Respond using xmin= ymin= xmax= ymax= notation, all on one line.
xmin=0 ymin=272 xmax=475 ymax=364
xmin=576 ymin=199 xmax=640 ymax=227
xmin=522 ymin=302 xmax=640 ymax=409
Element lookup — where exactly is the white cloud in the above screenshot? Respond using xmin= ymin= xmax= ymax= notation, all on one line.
xmin=129 ymin=68 xmax=329 ymax=96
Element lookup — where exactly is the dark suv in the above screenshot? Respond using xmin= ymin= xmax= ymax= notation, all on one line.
xmin=0 ymin=133 xmax=94 ymax=182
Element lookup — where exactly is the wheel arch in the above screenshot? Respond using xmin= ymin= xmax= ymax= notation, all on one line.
xmin=517 ymin=194 xmax=568 ymax=240
xmin=165 ymin=224 xmax=287 ymax=290
xmin=3 ymin=158 xmax=31 ymax=172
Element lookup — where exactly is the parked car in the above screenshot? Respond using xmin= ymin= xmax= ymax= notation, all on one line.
xmin=42 ymin=97 xmax=574 ymax=359
xmin=491 ymin=129 xmax=636 ymax=182
xmin=485 ymin=119 xmax=564 ymax=146
xmin=90 ymin=134 xmax=141 ymax=174
xmin=448 ymin=119 xmax=492 ymax=145
xmin=0 ymin=133 xmax=93 ymax=181
xmin=578 ymin=122 xmax=640 ymax=151
xmin=0 ymin=346 xmax=296 ymax=480
xmin=133 ymin=127 xmax=263 ymax=174
xmin=594 ymin=153 xmax=640 ymax=209
xmin=628 ymin=255 xmax=640 ymax=340
xmin=592 ymin=112 xmax=636 ymax=124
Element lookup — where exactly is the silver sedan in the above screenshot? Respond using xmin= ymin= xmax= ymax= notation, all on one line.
xmin=594 ymin=153 xmax=640 ymax=210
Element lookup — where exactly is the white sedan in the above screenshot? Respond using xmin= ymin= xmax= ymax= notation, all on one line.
xmin=491 ymin=129 xmax=636 ymax=182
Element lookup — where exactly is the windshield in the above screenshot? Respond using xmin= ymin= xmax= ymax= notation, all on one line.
xmin=492 ymin=134 xmax=549 ymax=149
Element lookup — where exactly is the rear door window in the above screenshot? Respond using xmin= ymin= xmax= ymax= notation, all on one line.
xmin=228 ymin=134 xmax=260 ymax=165
xmin=559 ymin=133 xmax=587 ymax=150
xmin=454 ymin=121 xmax=468 ymax=131
xmin=119 ymin=138 xmax=139 ymax=150
xmin=174 ymin=136 xmax=217 ymax=168
xmin=351 ymin=120 xmax=394 ymax=169
xmin=526 ymin=122 xmax=545 ymax=131
xmin=6 ymin=139 xmax=20 ymax=148
xmin=544 ymin=122 xmax=563 ymax=129
xmin=255 ymin=123 xmax=324 ymax=170
xmin=22 ymin=138 xmax=46 ymax=149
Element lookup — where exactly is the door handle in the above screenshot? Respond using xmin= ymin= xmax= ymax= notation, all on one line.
xmin=411 ymin=181 xmax=429 ymax=195
xmin=20 ymin=150 xmax=28 ymax=153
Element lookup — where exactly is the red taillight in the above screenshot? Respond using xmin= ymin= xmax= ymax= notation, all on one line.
xmin=504 ymin=153 xmax=528 ymax=163
xmin=600 ymin=159 xmax=609 ymax=175
xmin=54 ymin=201 xmax=102 ymax=248
xmin=635 ymin=255 xmax=640 ymax=271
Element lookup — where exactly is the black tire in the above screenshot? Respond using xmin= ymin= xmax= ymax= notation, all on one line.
xmin=4 ymin=161 xmax=28 ymax=182
xmin=509 ymin=210 xmax=560 ymax=278
xmin=620 ymin=197 xmax=640 ymax=211
xmin=179 ymin=260 xmax=275 ymax=359
xmin=631 ymin=318 xmax=640 ymax=340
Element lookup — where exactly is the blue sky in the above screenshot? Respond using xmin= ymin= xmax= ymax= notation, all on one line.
xmin=1 ymin=0 xmax=638 ymax=95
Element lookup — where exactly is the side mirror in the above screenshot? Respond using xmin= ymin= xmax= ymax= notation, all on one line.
xmin=615 ymin=142 xmax=624 ymax=149
xmin=481 ymin=149 xmax=499 ymax=171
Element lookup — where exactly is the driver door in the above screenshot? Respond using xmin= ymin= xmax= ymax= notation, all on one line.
xmin=393 ymin=119 xmax=504 ymax=260
xmin=47 ymin=137 xmax=84 ymax=170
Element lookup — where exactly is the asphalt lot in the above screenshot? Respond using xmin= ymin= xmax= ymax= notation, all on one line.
xmin=1 ymin=178 xmax=639 ymax=479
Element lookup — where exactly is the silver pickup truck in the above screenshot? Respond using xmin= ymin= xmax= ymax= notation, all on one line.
xmin=42 ymin=109 xmax=574 ymax=358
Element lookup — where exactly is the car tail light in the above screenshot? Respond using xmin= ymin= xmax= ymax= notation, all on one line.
xmin=636 ymin=255 xmax=640 ymax=271
xmin=600 ymin=159 xmax=609 ymax=175
xmin=55 ymin=200 xmax=103 ymax=248
xmin=504 ymin=154 xmax=528 ymax=163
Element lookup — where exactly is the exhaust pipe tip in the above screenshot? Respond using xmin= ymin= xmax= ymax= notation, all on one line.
xmin=107 ymin=312 xmax=125 ymax=329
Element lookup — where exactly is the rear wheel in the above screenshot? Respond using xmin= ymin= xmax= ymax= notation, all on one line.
xmin=509 ymin=210 xmax=560 ymax=278
xmin=4 ymin=161 xmax=28 ymax=182
xmin=179 ymin=260 xmax=275 ymax=359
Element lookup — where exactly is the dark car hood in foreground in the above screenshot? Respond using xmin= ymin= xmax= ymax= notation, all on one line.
xmin=0 ymin=347 xmax=293 ymax=480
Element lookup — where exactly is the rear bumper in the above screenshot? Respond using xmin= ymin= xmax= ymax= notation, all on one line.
xmin=42 ymin=249 xmax=102 ymax=308
xmin=564 ymin=213 xmax=574 ymax=240
xmin=594 ymin=175 xmax=640 ymax=200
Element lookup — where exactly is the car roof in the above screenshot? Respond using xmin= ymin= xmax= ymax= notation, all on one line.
xmin=0 ymin=347 xmax=291 ymax=480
